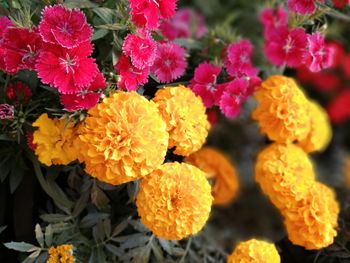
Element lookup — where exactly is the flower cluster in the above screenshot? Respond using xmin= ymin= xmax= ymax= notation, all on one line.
xmin=190 ymin=39 xmax=261 ymax=119
xmin=47 ymin=244 xmax=75 ymax=263
xmin=32 ymin=114 xmax=78 ymax=166
xmin=116 ymin=2 xmax=189 ymax=91
xmin=227 ymin=239 xmax=280 ymax=263
xmin=75 ymin=91 xmax=169 ymax=185
xmin=152 ymin=85 xmax=210 ymax=156
xmin=0 ymin=103 xmax=14 ymax=120
xmin=261 ymin=5 xmax=333 ymax=72
xmin=136 ymin=162 xmax=212 ymax=240
xmin=185 ymin=147 xmax=239 ymax=205
xmin=6 ymin=81 xmax=32 ymax=105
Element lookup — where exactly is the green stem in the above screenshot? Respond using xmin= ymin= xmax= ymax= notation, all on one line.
xmin=179 ymin=237 xmax=192 ymax=263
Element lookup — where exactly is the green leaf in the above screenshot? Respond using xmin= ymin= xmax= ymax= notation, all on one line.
xmin=93 ymin=8 xmax=115 ymax=24
xmin=0 ymin=225 xmax=7 ymax=235
xmin=112 ymin=218 xmax=129 ymax=237
xmin=4 ymin=242 xmax=38 ymax=252
xmin=91 ymin=183 xmax=109 ymax=209
xmin=35 ymin=224 xmax=44 ymax=248
xmin=64 ymin=0 xmax=98 ymax=8
xmin=80 ymin=213 xmax=109 ymax=228
xmin=151 ymin=239 xmax=164 ymax=262
xmin=129 ymin=220 xmax=149 ymax=233
xmin=40 ymin=213 xmax=72 ymax=223
xmin=92 ymin=29 xmax=109 ymax=41
xmin=28 ymin=249 xmax=41 ymax=259
xmin=44 ymin=225 xmax=53 ymax=247
xmin=72 ymin=190 xmax=89 ymax=217
xmin=34 ymin=252 xmax=47 ymax=263
xmin=95 ymin=24 xmax=127 ymax=30
xmin=105 ymin=244 xmax=123 ymax=257
xmin=103 ymin=219 xmax=111 ymax=238
xmin=9 ymin=154 xmax=26 ymax=193
xmin=158 ymin=239 xmax=174 ymax=255
xmin=119 ymin=234 xmax=149 ymax=250
xmin=131 ymin=247 xmax=151 ymax=263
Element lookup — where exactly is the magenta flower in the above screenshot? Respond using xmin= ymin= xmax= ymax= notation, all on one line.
xmin=303 ymin=33 xmax=333 ymax=72
xmin=115 ymin=54 xmax=149 ymax=91
xmin=0 ymin=16 xmax=13 ymax=71
xmin=287 ymin=0 xmax=325 ymax=15
xmin=264 ymin=27 xmax=307 ymax=67
xmin=60 ymin=72 xmax=106 ymax=111
xmin=129 ymin=0 xmax=177 ymax=30
xmin=2 ymin=27 xmax=42 ymax=74
xmin=0 ymin=104 xmax=14 ymax=120
xmin=159 ymin=8 xmax=207 ymax=40
xmin=190 ymin=62 xmax=222 ymax=108
xmin=224 ymin=39 xmax=258 ymax=78
xmin=260 ymin=6 xmax=288 ymax=40
xmin=39 ymin=5 xmax=92 ymax=48
xmin=122 ymin=29 xmax=157 ymax=69
xmin=36 ymin=42 xmax=98 ymax=94
xmin=151 ymin=42 xmax=187 ymax=83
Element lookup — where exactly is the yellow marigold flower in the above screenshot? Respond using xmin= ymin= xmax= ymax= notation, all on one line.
xmin=152 ymin=85 xmax=210 ymax=156
xmin=185 ymin=147 xmax=239 ymax=205
xmin=76 ymin=91 xmax=169 ymax=185
xmin=227 ymin=239 xmax=280 ymax=263
xmin=33 ymin=114 xmax=78 ymax=166
xmin=255 ymin=143 xmax=315 ymax=211
xmin=47 ymin=244 xmax=75 ymax=263
xmin=298 ymin=100 xmax=332 ymax=153
xmin=252 ymin=75 xmax=310 ymax=143
xmin=284 ymin=183 xmax=339 ymax=250
xmin=136 ymin=162 xmax=212 ymax=240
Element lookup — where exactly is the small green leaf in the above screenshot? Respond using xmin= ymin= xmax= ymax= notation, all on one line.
xmin=35 ymin=224 xmax=44 ymax=248
xmin=112 ymin=219 xmax=129 ymax=237
xmin=44 ymin=225 xmax=53 ymax=247
xmin=93 ymin=8 xmax=116 ymax=24
xmin=28 ymin=249 xmax=41 ymax=259
xmin=64 ymin=0 xmax=98 ymax=8
xmin=105 ymin=244 xmax=123 ymax=257
xmin=158 ymin=239 xmax=174 ymax=255
xmin=40 ymin=213 xmax=72 ymax=223
xmin=92 ymin=29 xmax=109 ymax=41
xmin=151 ymin=239 xmax=164 ymax=262
xmin=4 ymin=241 xmax=38 ymax=252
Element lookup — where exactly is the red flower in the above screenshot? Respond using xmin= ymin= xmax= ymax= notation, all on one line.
xmin=60 ymin=72 xmax=106 ymax=111
xmin=26 ymin=132 xmax=37 ymax=151
xmin=224 ymin=39 xmax=258 ymax=78
xmin=36 ymin=42 xmax=98 ymax=94
xmin=39 ymin=5 xmax=92 ymax=48
xmin=327 ymin=41 xmax=345 ymax=68
xmin=122 ymin=29 xmax=157 ymax=69
xmin=344 ymin=54 xmax=350 ymax=77
xmin=287 ymin=0 xmax=325 ymax=15
xmin=2 ymin=27 xmax=42 ymax=74
xmin=264 ymin=27 xmax=307 ymax=67
xmin=303 ymin=33 xmax=333 ymax=72
xmin=190 ymin=62 xmax=222 ymax=108
xmin=0 ymin=16 xmax=13 ymax=71
xmin=151 ymin=42 xmax=187 ymax=83
xmin=6 ymin=81 xmax=32 ymax=104
xmin=327 ymin=89 xmax=350 ymax=124
xmin=129 ymin=0 xmax=177 ymax=30
xmin=332 ymin=0 xmax=348 ymax=8
xmin=260 ymin=6 xmax=288 ymax=40
xmin=206 ymin=109 xmax=218 ymax=126
xmin=115 ymin=54 xmax=149 ymax=91
xmin=159 ymin=8 xmax=207 ymax=40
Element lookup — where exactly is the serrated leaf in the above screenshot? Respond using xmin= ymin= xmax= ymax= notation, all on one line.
xmin=4 ymin=242 xmax=38 ymax=252
xmin=44 ymin=225 xmax=53 ymax=247
xmin=35 ymin=224 xmax=44 ymax=248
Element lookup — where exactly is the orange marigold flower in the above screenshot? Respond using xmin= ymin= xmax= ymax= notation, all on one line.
xmin=185 ymin=147 xmax=239 ymax=205
xmin=298 ymin=100 xmax=332 ymax=153
xmin=136 ymin=162 xmax=212 ymax=240
xmin=345 ymin=156 xmax=350 ymax=188
xmin=152 ymin=85 xmax=210 ymax=156
xmin=33 ymin=113 xmax=78 ymax=166
xmin=76 ymin=91 xmax=169 ymax=185
xmin=284 ymin=182 xmax=339 ymax=250
xmin=47 ymin=244 xmax=75 ymax=263
xmin=227 ymin=239 xmax=280 ymax=263
xmin=252 ymin=75 xmax=310 ymax=143
xmin=255 ymin=143 xmax=315 ymax=211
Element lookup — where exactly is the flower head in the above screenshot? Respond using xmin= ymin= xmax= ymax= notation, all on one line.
xmin=288 ymin=0 xmax=325 ymax=15
xmin=260 ymin=6 xmax=288 ymax=40
xmin=36 ymin=42 xmax=98 ymax=94
xmin=26 ymin=132 xmax=37 ymax=151
xmin=60 ymin=72 xmax=106 ymax=111
xmin=0 ymin=16 xmax=14 ymax=71
xmin=47 ymin=244 xmax=75 ymax=263
xmin=159 ymin=8 xmax=207 ymax=40
xmin=2 ymin=27 xmax=42 ymax=74
xmin=284 ymin=182 xmax=339 ymax=250
xmin=298 ymin=101 xmax=332 ymax=153
xmin=190 ymin=62 xmax=222 ymax=108
xmin=227 ymin=239 xmax=281 ymax=263
xmin=224 ymin=39 xmax=258 ymax=78
xmin=327 ymin=89 xmax=350 ymax=124
xmin=151 ymin=42 xmax=187 ymax=83
xmin=255 ymin=143 xmax=315 ymax=211
xmin=33 ymin=114 xmax=78 ymax=166
xmin=76 ymin=91 xmax=169 ymax=185
xmin=152 ymin=85 xmax=210 ymax=156
xmin=129 ymin=0 xmax=177 ymax=30
xmin=136 ymin=162 xmax=212 ymax=240
xmin=185 ymin=147 xmax=239 ymax=205
xmin=39 ymin=5 xmax=92 ymax=48
xmin=115 ymin=54 xmax=149 ymax=91
xmin=122 ymin=29 xmax=157 ymax=69
xmin=0 ymin=103 xmax=14 ymax=120
xmin=6 ymin=81 xmax=32 ymax=104
xmin=304 ymin=33 xmax=333 ymax=72
xmin=252 ymin=75 xmax=311 ymax=143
